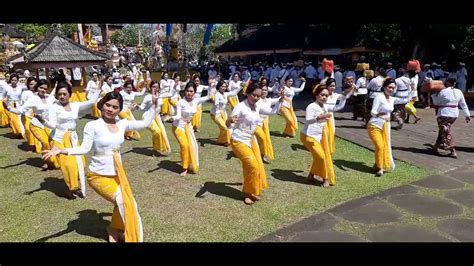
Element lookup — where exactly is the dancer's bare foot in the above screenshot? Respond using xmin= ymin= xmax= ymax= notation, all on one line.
xmin=72 ymin=189 xmax=84 ymax=199
xmin=376 ymin=169 xmax=384 ymax=177
xmin=432 ymin=144 xmax=440 ymax=155
xmin=313 ymin=175 xmax=324 ymax=183
xmin=107 ymin=226 xmax=120 ymax=243
xmin=262 ymin=156 xmax=271 ymax=164
xmin=250 ymin=194 xmax=261 ymax=201
xmin=449 ymin=150 xmax=458 ymax=158
xmin=64 ymin=189 xmax=75 ymax=199
xmin=180 ymin=170 xmax=188 ymax=176
xmin=41 ymin=163 xmax=48 ymax=171
xmin=244 ymin=197 xmax=254 ymax=205
xmin=322 ymin=179 xmax=330 ymax=188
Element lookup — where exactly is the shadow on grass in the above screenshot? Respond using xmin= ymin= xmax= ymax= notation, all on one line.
xmin=17 ymin=143 xmax=33 ymax=152
xmin=0 ymin=157 xmax=43 ymax=169
xmin=291 ymin=144 xmax=306 ymax=151
xmin=333 ymin=159 xmax=374 ymax=174
xmin=24 ymin=177 xmax=73 ymax=200
xmin=195 ymin=182 xmax=243 ymax=201
xmin=148 ymin=160 xmax=182 ymax=174
xmin=123 ymin=147 xmax=162 ymax=157
xmin=226 ymin=151 xmax=236 ymax=160
xmin=197 ymin=138 xmax=222 ymax=147
xmin=270 ymin=131 xmax=287 ymax=138
xmin=35 ymin=210 xmax=111 ymax=242
xmin=271 ymin=169 xmax=311 ymax=185
xmin=0 ymin=132 xmax=23 ymax=140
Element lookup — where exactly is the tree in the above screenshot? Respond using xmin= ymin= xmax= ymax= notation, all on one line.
xmin=182 ymin=24 xmax=234 ymax=64
xmin=110 ymin=24 xmax=153 ymax=48
xmin=57 ymin=24 xmax=79 ymax=38
xmin=16 ymin=24 xmax=50 ymax=42
xmin=459 ymin=25 xmax=474 ymax=61
xmin=17 ymin=23 xmax=79 ymax=42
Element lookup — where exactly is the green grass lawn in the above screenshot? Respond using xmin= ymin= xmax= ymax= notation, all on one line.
xmin=0 ymin=101 xmax=429 ymax=242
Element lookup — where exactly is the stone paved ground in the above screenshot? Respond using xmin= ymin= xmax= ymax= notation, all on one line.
xmin=256 ymin=100 xmax=474 ymax=242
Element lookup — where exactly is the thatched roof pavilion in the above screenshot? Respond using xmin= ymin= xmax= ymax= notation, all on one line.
xmin=8 ymin=31 xmax=109 ymax=69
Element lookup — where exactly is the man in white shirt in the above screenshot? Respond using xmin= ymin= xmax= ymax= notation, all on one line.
xmin=334 ymin=66 xmax=343 ymax=94
xmin=304 ymin=61 xmax=317 ymax=79
xmin=386 ymin=62 xmax=397 ymax=79
xmin=264 ymin=64 xmax=272 ymax=80
xmin=229 ymin=62 xmax=237 ymax=77
xmin=270 ymin=63 xmax=280 ymax=85
xmin=316 ymin=62 xmax=324 ymax=81
xmin=290 ymin=65 xmax=302 ymax=87
xmin=431 ymin=77 xmax=470 ymax=157
xmin=241 ymin=66 xmax=251 ymax=81
xmin=72 ymin=67 xmax=83 ymax=86
xmin=368 ymin=68 xmax=387 ymax=99
xmin=278 ymin=63 xmax=288 ymax=80
xmin=456 ymin=62 xmax=468 ymax=92
xmin=208 ymin=65 xmax=217 ymax=80
xmin=303 ymin=61 xmax=317 ymax=95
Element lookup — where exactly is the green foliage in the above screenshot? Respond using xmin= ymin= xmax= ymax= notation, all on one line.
xmin=458 ymin=25 xmax=474 ymax=60
xmin=110 ymin=24 xmax=153 ymax=47
xmin=183 ymin=24 xmax=234 ymax=63
xmin=57 ymin=24 xmax=79 ymax=38
xmin=16 ymin=24 xmax=79 ymax=41
xmin=16 ymin=24 xmax=50 ymax=41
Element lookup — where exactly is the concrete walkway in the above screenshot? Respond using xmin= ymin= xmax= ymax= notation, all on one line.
xmin=256 ymin=101 xmax=474 ymax=242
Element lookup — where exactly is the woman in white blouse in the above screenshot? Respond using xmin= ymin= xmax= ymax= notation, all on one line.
xmin=159 ymin=72 xmax=173 ymax=120
xmin=168 ymin=72 xmax=190 ymax=119
xmin=191 ymin=74 xmax=214 ymax=132
xmin=20 ymin=77 xmax=41 ymax=153
xmin=210 ymin=81 xmax=242 ymax=146
xmin=8 ymin=79 xmax=59 ymax=170
xmin=279 ymin=76 xmax=306 ymax=137
xmin=0 ymin=78 xmax=9 ymax=127
xmin=255 ymin=77 xmax=281 ymax=163
xmin=136 ymin=80 xmax=172 ymax=155
xmin=119 ymin=80 xmax=146 ymax=140
xmin=368 ymin=78 xmax=411 ymax=176
xmin=100 ymin=74 xmax=114 ymax=98
xmin=40 ymin=81 xmax=100 ymax=199
xmin=300 ymin=84 xmax=348 ymax=188
xmin=324 ymin=78 xmax=353 ymax=154
xmin=227 ymin=72 xmax=250 ymax=108
xmin=227 ymin=83 xmax=283 ymax=205
xmin=0 ymin=74 xmax=27 ymax=138
xmin=43 ymin=91 xmax=157 ymax=242
xmin=85 ymin=72 xmax=101 ymax=118
xmin=431 ymin=77 xmax=471 ymax=158
xmin=172 ymin=81 xmax=215 ymax=176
